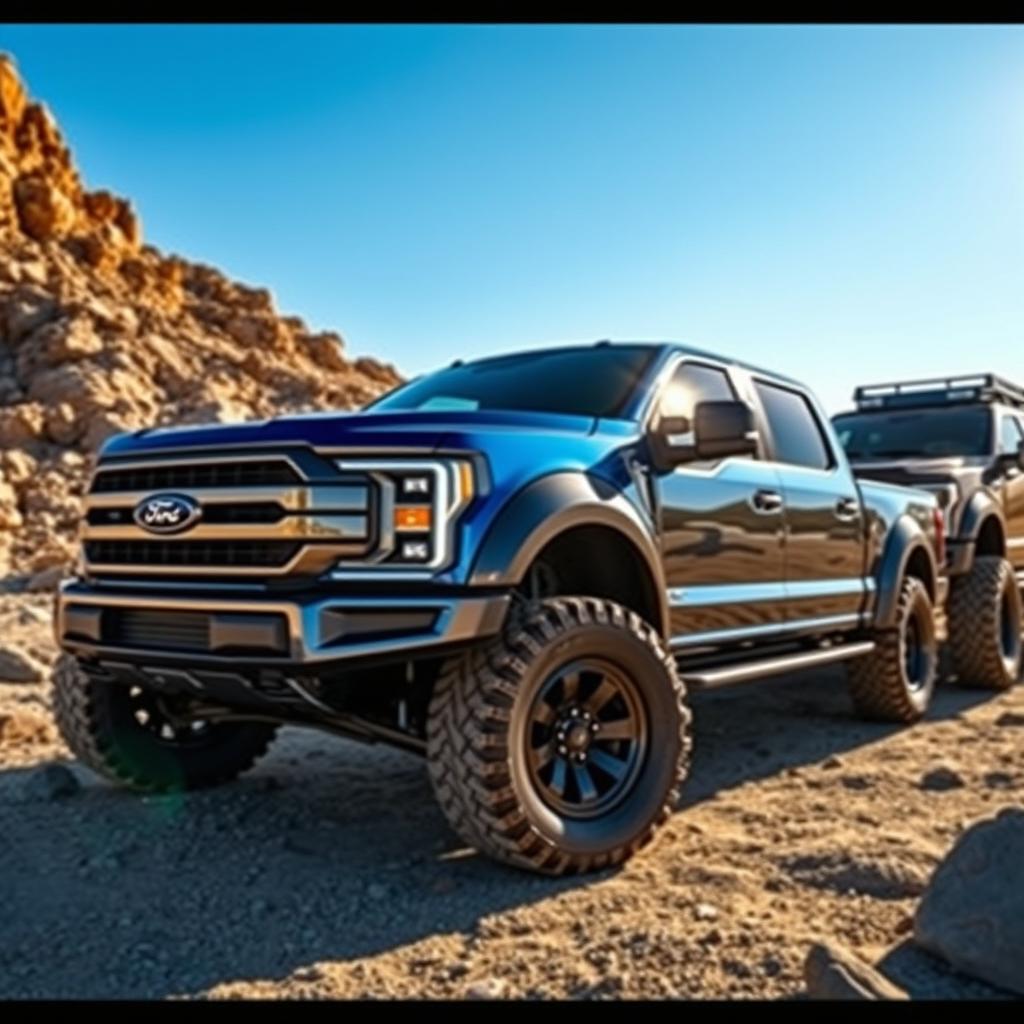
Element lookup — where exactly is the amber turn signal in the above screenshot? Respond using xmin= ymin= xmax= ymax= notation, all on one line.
xmin=394 ymin=506 xmax=432 ymax=531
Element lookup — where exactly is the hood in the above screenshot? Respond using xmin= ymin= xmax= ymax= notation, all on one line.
xmin=99 ymin=407 xmax=642 ymax=494
xmin=102 ymin=408 xmax=605 ymax=455
xmin=846 ymin=455 xmax=989 ymax=514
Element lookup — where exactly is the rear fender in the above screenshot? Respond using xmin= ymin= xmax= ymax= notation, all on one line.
xmin=873 ymin=514 xmax=939 ymax=629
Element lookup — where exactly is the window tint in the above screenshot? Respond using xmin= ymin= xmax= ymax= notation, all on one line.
xmin=755 ymin=381 xmax=833 ymax=470
xmin=659 ymin=362 xmax=735 ymax=420
xmin=832 ymin=407 xmax=992 ymax=459
xmin=368 ymin=345 xmax=657 ymax=419
xmin=999 ymin=415 xmax=1023 ymax=454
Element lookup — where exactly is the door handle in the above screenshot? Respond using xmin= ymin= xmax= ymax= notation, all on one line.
xmin=835 ymin=496 xmax=860 ymax=520
xmin=751 ymin=489 xmax=784 ymax=514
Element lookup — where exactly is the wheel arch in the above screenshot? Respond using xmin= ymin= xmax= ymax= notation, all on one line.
xmin=873 ymin=514 xmax=939 ymax=629
xmin=959 ymin=492 xmax=1007 ymax=567
xmin=468 ymin=471 xmax=670 ymax=638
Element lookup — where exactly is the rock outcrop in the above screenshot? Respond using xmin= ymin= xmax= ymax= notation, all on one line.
xmin=0 ymin=54 xmax=401 ymax=581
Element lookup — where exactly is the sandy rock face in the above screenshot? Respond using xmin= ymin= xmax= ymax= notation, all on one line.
xmin=914 ymin=807 xmax=1024 ymax=996
xmin=0 ymin=53 xmax=402 ymax=583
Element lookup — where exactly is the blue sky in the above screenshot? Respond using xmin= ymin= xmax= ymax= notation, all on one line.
xmin=2 ymin=23 xmax=1022 ymax=413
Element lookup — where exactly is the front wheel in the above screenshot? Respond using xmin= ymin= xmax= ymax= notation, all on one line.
xmin=52 ymin=655 xmax=278 ymax=792
xmin=846 ymin=576 xmax=938 ymax=723
xmin=426 ymin=597 xmax=692 ymax=875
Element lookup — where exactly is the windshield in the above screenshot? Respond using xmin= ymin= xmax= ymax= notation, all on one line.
xmin=368 ymin=345 xmax=658 ymax=419
xmin=833 ymin=407 xmax=992 ymax=459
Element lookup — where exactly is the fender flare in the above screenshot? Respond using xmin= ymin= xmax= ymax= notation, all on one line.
xmin=957 ymin=490 xmax=1006 ymax=556
xmin=468 ymin=471 xmax=670 ymax=637
xmin=873 ymin=513 xmax=939 ymax=629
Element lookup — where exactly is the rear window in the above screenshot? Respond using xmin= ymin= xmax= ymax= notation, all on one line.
xmin=833 ymin=407 xmax=992 ymax=459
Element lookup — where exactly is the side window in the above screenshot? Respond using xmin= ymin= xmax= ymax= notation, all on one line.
xmin=658 ymin=362 xmax=736 ymax=420
xmin=999 ymin=415 xmax=1023 ymax=454
xmin=754 ymin=381 xmax=833 ymax=471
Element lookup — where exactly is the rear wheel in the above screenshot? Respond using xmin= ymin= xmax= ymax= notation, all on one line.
xmin=846 ymin=576 xmax=938 ymax=723
xmin=948 ymin=555 xmax=1023 ymax=690
xmin=52 ymin=654 xmax=278 ymax=792
xmin=426 ymin=597 xmax=691 ymax=875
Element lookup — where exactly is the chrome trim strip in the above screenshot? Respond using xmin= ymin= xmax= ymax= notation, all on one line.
xmin=85 ymin=514 xmax=369 ymax=543
xmin=87 ymin=485 xmax=368 ymax=511
xmin=668 ymin=577 xmax=874 ymax=607
xmin=668 ymin=581 xmax=786 ymax=607
xmin=670 ymin=613 xmax=862 ymax=650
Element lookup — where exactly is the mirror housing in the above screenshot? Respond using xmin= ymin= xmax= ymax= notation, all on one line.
xmin=1001 ymin=439 xmax=1024 ymax=472
xmin=649 ymin=400 xmax=758 ymax=471
xmin=693 ymin=400 xmax=759 ymax=460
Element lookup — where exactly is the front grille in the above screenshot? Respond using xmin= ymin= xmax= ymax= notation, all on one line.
xmin=92 ymin=459 xmax=300 ymax=493
xmin=85 ymin=540 xmax=301 ymax=568
xmin=82 ymin=450 xmax=382 ymax=579
xmin=105 ymin=609 xmax=211 ymax=652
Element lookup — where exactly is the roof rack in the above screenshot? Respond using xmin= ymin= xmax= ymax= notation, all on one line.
xmin=853 ymin=373 xmax=1024 ymax=413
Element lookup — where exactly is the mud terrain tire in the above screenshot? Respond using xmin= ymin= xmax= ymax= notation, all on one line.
xmin=52 ymin=654 xmax=277 ymax=792
xmin=426 ymin=596 xmax=691 ymax=875
xmin=948 ymin=555 xmax=1022 ymax=690
xmin=847 ymin=576 xmax=938 ymax=723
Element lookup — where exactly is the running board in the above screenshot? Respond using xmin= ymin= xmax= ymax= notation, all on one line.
xmin=681 ymin=641 xmax=876 ymax=690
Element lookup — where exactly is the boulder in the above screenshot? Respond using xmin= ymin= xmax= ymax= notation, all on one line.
xmin=13 ymin=173 xmax=77 ymax=241
xmin=914 ymin=807 xmax=1024 ymax=995
xmin=804 ymin=942 xmax=909 ymax=1000
xmin=0 ymin=643 xmax=44 ymax=683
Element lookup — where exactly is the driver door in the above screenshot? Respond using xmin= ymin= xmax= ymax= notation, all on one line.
xmin=652 ymin=359 xmax=787 ymax=647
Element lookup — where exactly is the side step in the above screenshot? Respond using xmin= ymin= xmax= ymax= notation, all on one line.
xmin=681 ymin=640 xmax=876 ymax=690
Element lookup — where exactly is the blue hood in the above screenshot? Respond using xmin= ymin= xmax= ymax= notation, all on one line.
xmin=103 ymin=408 xmax=604 ymax=455
xmin=100 ymin=407 xmax=641 ymax=492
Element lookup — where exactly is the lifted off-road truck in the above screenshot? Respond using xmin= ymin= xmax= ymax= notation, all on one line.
xmin=833 ymin=374 xmax=1024 ymax=691
xmin=53 ymin=342 xmax=947 ymax=875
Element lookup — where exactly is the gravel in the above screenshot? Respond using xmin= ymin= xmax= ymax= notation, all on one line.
xmin=1 ymin=595 xmax=1021 ymax=998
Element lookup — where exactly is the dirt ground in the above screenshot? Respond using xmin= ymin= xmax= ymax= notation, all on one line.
xmin=1 ymin=591 xmax=1020 ymax=1000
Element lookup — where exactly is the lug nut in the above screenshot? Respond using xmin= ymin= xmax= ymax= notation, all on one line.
xmin=558 ymin=745 xmax=567 ymax=756
xmin=570 ymin=708 xmax=580 ymax=718
xmin=590 ymin=722 xmax=600 ymax=733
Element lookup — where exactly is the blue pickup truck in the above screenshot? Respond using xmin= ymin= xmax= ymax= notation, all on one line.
xmin=53 ymin=342 xmax=946 ymax=874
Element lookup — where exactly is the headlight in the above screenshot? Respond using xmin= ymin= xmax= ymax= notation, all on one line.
xmin=330 ymin=458 xmax=475 ymax=576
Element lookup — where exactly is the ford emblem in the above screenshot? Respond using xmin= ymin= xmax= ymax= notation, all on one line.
xmin=133 ymin=494 xmax=202 ymax=535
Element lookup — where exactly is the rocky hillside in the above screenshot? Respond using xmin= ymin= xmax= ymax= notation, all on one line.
xmin=0 ymin=54 xmax=401 ymax=583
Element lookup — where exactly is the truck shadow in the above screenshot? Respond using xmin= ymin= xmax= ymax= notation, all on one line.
xmin=0 ymin=667 xmax=998 ymax=999
xmin=682 ymin=665 xmax=994 ymax=803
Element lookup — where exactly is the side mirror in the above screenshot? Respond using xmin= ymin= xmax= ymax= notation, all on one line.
xmin=649 ymin=400 xmax=758 ymax=471
xmin=997 ymin=439 xmax=1024 ymax=472
xmin=648 ymin=415 xmax=696 ymax=472
xmin=693 ymin=400 xmax=760 ymax=460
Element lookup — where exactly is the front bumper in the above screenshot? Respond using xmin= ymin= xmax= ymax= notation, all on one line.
xmin=56 ymin=579 xmax=511 ymax=669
